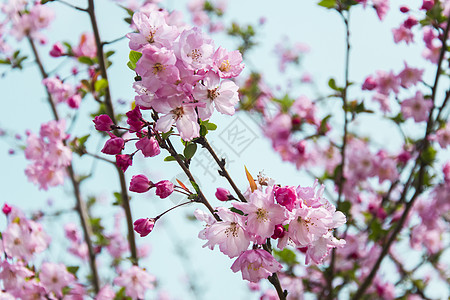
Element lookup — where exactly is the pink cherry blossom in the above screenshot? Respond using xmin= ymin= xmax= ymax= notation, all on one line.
xmin=401 ymin=91 xmax=432 ymax=122
xmin=113 ymin=266 xmax=155 ymax=299
xmin=175 ymin=27 xmax=215 ymax=70
xmin=201 ymin=207 xmax=251 ymax=258
xmin=212 ymin=46 xmax=244 ymax=78
xmin=127 ymin=11 xmax=179 ymax=51
xmin=193 ymin=71 xmax=239 ymax=120
xmin=233 ymin=188 xmax=288 ymax=244
xmin=136 ymin=136 xmax=160 ymax=157
xmin=231 ymin=249 xmax=282 ymax=283
xmin=101 ymin=132 xmax=125 ymax=155
xmin=40 ymin=262 xmax=75 ymax=298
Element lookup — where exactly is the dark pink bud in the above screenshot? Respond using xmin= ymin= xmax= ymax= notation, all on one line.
xmin=397 ymin=151 xmax=411 ymax=164
xmin=71 ymin=67 xmax=78 ymax=75
xmin=295 ymin=140 xmax=306 ymax=155
xmin=443 ymin=162 xmax=450 ymax=183
xmin=291 ymin=116 xmax=302 ymax=126
xmin=67 ymin=94 xmax=82 ymax=109
xmin=93 ymin=114 xmax=114 ymax=131
xmin=116 ymin=154 xmax=133 ymax=172
xmin=399 ymin=6 xmax=409 ymax=13
xmin=49 ymin=42 xmax=64 ymax=57
xmin=2 ymin=203 xmax=12 ymax=215
xmin=8 ymin=149 xmax=14 ymax=155
xmin=421 ymin=0 xmax=434 ymax=10
xmin=136 ymin=137 xmax=160 ymax=157
xmin=215 ymin=188 xmax=231 ymax=201
xmin=126 ymin=106 xmax=144 ymax=133
xmin=101 ymin=133 xmax=125 ymax=155
xmin=129 ymin=175 xmax=152 ymax=193
xmin=133 ymin=218 xmax=156 ymax=237
xmin=362 ymin=76 xmax=377 ymax=90
xmin=403 ymin=16 xmax=418 ymax=29
xmin=298 ymin=247 xmax=308 ymax=254
xmin=271 ymin=224 xmax=286 ymax=239
xmin=274 ymin=186 xmax=297 ymax=211
xmin=155 ymin=180 xmax=174 ymax=199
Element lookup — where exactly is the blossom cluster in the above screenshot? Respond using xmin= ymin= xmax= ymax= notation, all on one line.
xmin=129 ymin=8 xmax=244 ymax=141
xmin=0 ymin=205 xmax=156 ymax=299
xmin=195 ymin=179 xmax=346 ymax=283
xmin=24 ymin=119 xmax=72 ymax=190
xmin=43 ymin=77 xmax=83 ymax=109
xmin=0 ymin=0 xmax=54 ymax=44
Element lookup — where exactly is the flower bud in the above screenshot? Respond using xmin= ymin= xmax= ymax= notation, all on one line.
xmin=49 ymin=42 xmax=64 ymax=57
xmin=133 ymin=218 xmax=155 ymax=237
xmin=274 ymin=186 xmax=298 ymax=211
xmin=116 ymin=154 xmax=133 ymax=172
xmin=271 ymin=224 xmax=286 ymax=239
xmin=93 ymin=114 xmax=114 ymax=131
xmin=399 ymin=6 xmax=409 ymax=13
xmin=2 ymin=203 xmax=11 ymax=215
xmin=101 ymin=133 xmax=125 ymax=155
xmin=129 ymin=175 xmax=152 ymax=193
xmin=215 ymin=187 xmax=231 ymax=201
xmin=421 ymin=0 xmax=434 ymax=10
xmin=155 ymin=180 xmax=174 ymax=199
xmin=136 ymin=137 xmax=160 ymax=157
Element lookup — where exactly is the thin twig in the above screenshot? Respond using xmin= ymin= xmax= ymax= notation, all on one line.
xmin=27 ymin=36 xmax=100 ymax=294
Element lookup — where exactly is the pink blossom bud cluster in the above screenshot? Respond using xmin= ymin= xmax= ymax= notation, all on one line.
xmin=187 ymin=0 xmax=227 ymax=33
xmin=128 ymin=8 xmax=244 ymax=141
xmin=24 ymin=119 xmax=72 ymax=190
xmin=93 ymin=107 xmax=161 ymax=172
xmin=0 ymin=205 xmax=157 ymax=299
xmin=362 ymin=63 xmax=429 ymax=118
xmin=0 ymin=1 xmax=54 ymax=43
xmin=64 ymin=223 xmax=88 ymax=260
xmin=129 ymin=174 xmax=174 ymax=199
xmin=43 ymin=77 xmax=83 ymax=109
xmin=274 ymin=39 xmax=310 ymax=72
xmin=195 ymin=180 xmax=346 ymax=283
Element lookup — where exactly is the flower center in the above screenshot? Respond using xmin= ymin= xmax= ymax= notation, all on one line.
xmin=207 ymin=87 xmax=220 ymax=100
xmin=188 ymin=49 xmax=202 ymax=62
xmin=153 ymin=63 xmax=165 ymax=75
xmin=171 ymin=107 xmax=184 ymax=120
xmin=256 ymin=208 xmax=269 ymax=222
xmin=219 ymin=59 xmax=231 ymax=72
xmin=224 ymin=222 xmax=239 ymax=237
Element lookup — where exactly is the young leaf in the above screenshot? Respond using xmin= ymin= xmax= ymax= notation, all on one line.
xmin=184 ymin=143 xmax=197 ymax=160
xmin=244 ymin=166 xmax=257 ymax=192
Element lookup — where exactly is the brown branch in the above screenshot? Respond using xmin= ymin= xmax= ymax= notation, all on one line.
xmin=352 ymin=13 xmax=450 ymax=300
xmin=27 ymin=36 xmax=100 ymax=293
xmin=86 ymin=0 xmax=138 ymax=265
xmin=196 ymin=136 xmax=247 ymax=203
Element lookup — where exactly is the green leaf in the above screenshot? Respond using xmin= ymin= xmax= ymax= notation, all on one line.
xmin=129 ymin=51 xmax=142 ymax=64
xmin=164 ymin=155 xmax=176 ymax=162
xmin=318 ymin=0 xmax=337 ymax=8
xmin=67 ymin=266 xmax=79 ymax=276
xmin=230 ymin=207 xmax=245 ymax=215
xmin=127 ymin=61 xmax=136 ymax=70
xmin=328 ymin=78 xmax=339 ymax=91
xmin=274 ymin=248 xmax=298 ymax=265
xmin=421 ymin=145 xmax=436 ymax=165
xmin=190 ymin=180 xmax=200 ymax=193
xmin=339 ymin=201 xmax=351 ymax=215
xmin=200 ymin=124 xmax=208 ymax=136
xmin=105 ymin=51 xmax=115 ymax=58
xmin=184 ymin=143 xmax=197 ymax=160
xmin=113 ymin=192 xmax=122 ymax=206
xmin=161 ymin=129 xmax=174 ymax=140
xmin=78 ymin=56 xmax=94 ymax=65
xmin=205 ymin=122 xmax=217 ymax=131
xmin=94 ymin=79 xmax=108 ymax=92
xmin=41 ymin=0 xmax=53 ymax=3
